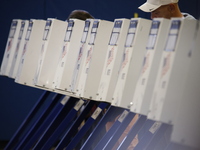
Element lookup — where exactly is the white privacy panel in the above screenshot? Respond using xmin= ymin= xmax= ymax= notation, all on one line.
xmin=53 ymin=19 xmax=85 ymax=93
xmin=33 ymin=18 xmax=68 ymax=89
xmin=1 ymin=19 xmax=22 ymax=77
xmin=96 ymin=18 xmax=130 ymax=102
xmin=8 ymin=20 xmax=29 ymax=79
xmin=170 ymin=20 xmax=200 ymax=149
xmin=70 ymin=19 xmax=94 ymax=94
xmin=74 ymin=19 xmax=113 ymax=99
xmin=15 ymin=19 xmax=46 ymax=86
xmin=130 ymin=18 xmax=171 ymax=115
xmin=147 ymin=18 xmax=197 ymax=124
xmin=112 ymin=18 xmax=152 ymax=109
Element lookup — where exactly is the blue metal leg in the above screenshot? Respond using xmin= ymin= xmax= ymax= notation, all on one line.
xmin=103 ymin=111 xmax=137 ymax=150
xmin=64 ymin=102 xmax=110 ymax=150
xmin=80 ymin=106 xmax=125 ymax=150
xmin=145 ymin=122 xmax=172 ymax=150
xmin=15 ymin=93 xmax=64 ymax=150
xmin=4 ymin=90 xmax=51 ymax=150
xmin=41 ymin=99 xmax=87 ymax=150
xmin=116 ymin=115 xmax=147 ymax=150
xmin=32 ymin=96 xmax=79 ymax=150
xmin=55 ymin=100 xmax=98 ymax=150
xmin=94 ymin=109 xmax=132 ymax=150
xmin=133 ymin=120 xmax=162 ymax=150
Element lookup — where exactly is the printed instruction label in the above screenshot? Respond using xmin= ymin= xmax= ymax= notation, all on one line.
xmin=60 ymin=96 xmax=70 ymax=105
xmin=149 ymin=121 xmax=162 ymax=134
xmin=118 ymin=110 xmax=129 ymax=123
xmin=74 ymin=99 xmax=84 ymax=111
xmin=91 ymin=107 xmax=102 ymax=120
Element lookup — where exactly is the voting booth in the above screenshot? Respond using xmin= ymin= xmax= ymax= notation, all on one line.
xmin=147 ymin=18 xmax=197 ymax=125
xmin=75 ymin=19 xmax=113 ymax=99
xmin=2 ymin=17 xmax=200 ymax=150
xmin=53 ymin=19 xmax=85 ymax=93
xmin=70 ymin=19 xmax=94 ymax=94
xmin=8 ymin=20 xmax=29 ymax=79
xmin=131 ymin=18 xmax=171 ymax=115
xmin=15 ymin=19 xmax=46 ymax=86
xmin=0 ymin=19 xmax=22 ymax=76
xmin=169 ymin=20 xmax=200 ymax=150
xmin=112 ymin=18 xmax=152 ymax=108
xmin=33 ymin=18 xmax=68 ymax=90
xmin=96 ymin=18 xmax=130 ymax=102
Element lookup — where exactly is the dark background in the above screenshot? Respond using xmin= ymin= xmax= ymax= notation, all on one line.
xmin=0 ymin=0 xmax=199 ymax=141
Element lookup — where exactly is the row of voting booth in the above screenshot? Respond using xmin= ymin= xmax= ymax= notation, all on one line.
xmin=1 ymin=17 xmax=200 ymax=150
